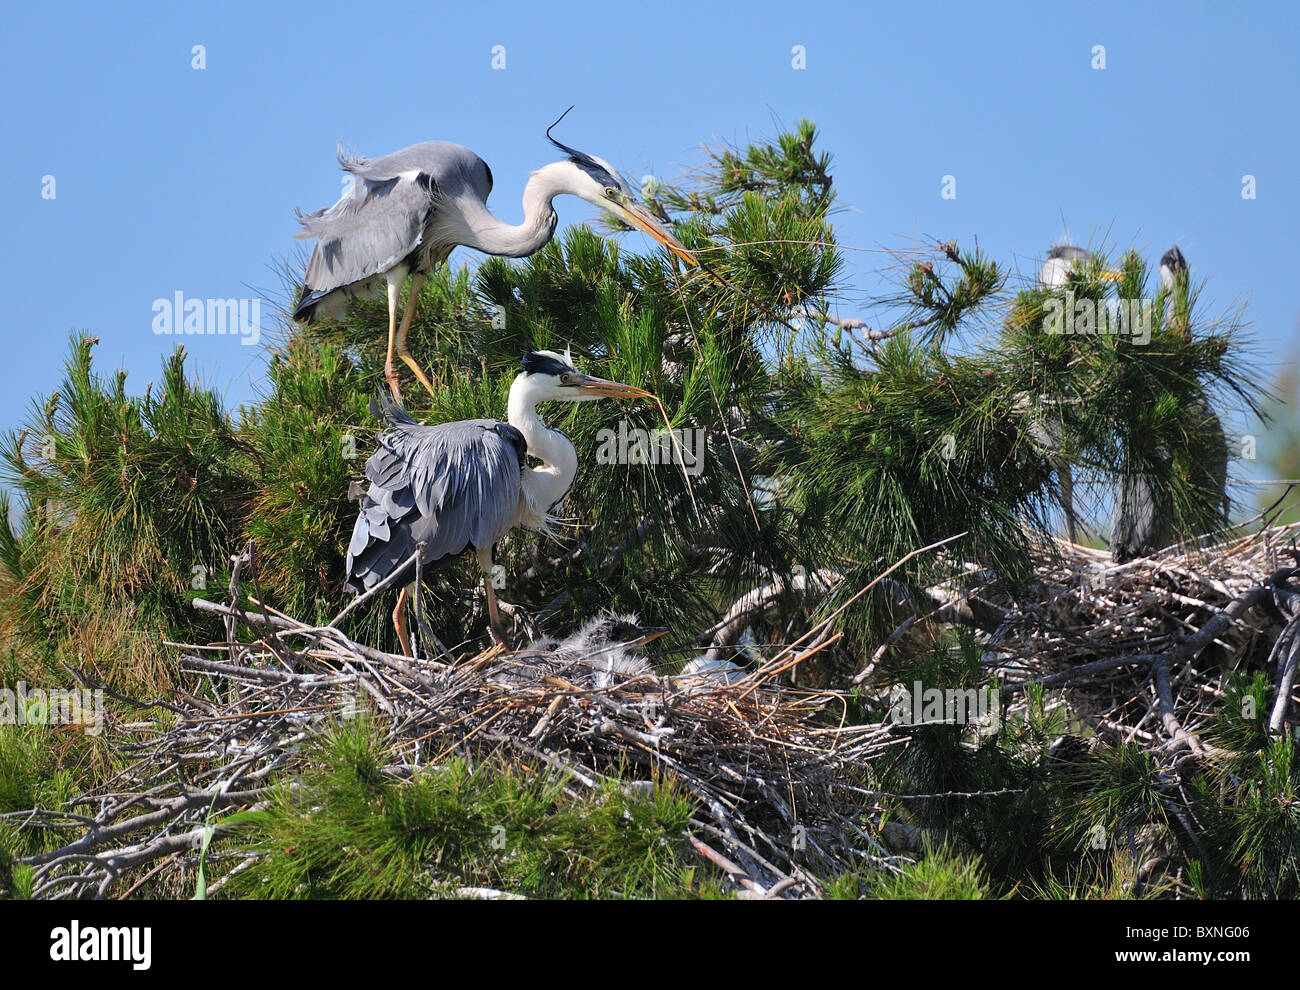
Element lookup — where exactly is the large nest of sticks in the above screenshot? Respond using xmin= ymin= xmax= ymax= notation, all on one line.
xmin=18 ymin=585 xmax=901 ymax=900
xmin=976 ymin=522 xmax=1300 ymax=754
xmin=16 ymin=524 xmax=1300 ymax=900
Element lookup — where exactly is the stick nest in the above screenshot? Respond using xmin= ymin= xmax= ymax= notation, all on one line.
xmin=14 ymin=523 xmax=1300 ymax=900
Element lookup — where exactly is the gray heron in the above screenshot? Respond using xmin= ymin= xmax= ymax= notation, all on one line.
xmin=344 ymin=350 xmax=653 ymax=652
xmin=1158 ymin=245 xmax=1187 ymax=292
xmin=1017 ymin=392 xmax=1083 ymax=544
xmin=293 ymin=112 xmax=696 ymax=403
xmin=1023 ymin=241 xmax=1122 ymax=543
xmin=1110 ymin=245 xmax=1229 ymax=561
xmin=1038 ymin=241 xmax=1122 ymax=289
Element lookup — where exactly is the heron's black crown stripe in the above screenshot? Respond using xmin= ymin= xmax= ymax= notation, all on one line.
xmin=521 ymin=352 xmax=574 ymax=377
xmin=1161 ymin=246 xmax=1187 ymax=272
xmin=1047 ymin=244 xmax=1089 ymax=261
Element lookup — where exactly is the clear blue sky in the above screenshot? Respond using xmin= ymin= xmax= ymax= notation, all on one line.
xmin=3 ymin=0 xmax=1296 ymax=456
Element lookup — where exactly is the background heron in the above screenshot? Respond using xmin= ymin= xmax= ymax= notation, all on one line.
xmin=292 ymin=112 xmax=696 ymax=403
xmin=1110 ymin=245 xmax=1230 ymax=561
xmin=1037 ymin=241 xmax=1121 ymax=289
xmin=1039 ymin=242 xmax=1091 ymax=289
xmin=1016 ymin=392 xmax=1083 ymax=544
xmin=344 ymin=350 xmax=653 ymax=653
xmin=1023 ymin=240 xmax=1123 ymax=543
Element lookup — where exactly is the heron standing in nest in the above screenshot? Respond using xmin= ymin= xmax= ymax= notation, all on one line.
xmin=344 ymin=351 xmax=654 ymax=653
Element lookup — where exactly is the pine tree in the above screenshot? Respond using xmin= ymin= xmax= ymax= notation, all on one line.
xmin=0 ymin=119 xmax=1285 ymax=900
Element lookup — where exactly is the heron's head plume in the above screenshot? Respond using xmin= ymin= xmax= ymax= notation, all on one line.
xmin=539 ymin=108 xmax=697 ymax=267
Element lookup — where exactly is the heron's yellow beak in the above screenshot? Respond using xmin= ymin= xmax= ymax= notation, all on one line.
xmin=570 ymin=372 xmax=655 ymax=400
xmin=608 ymin=200 xmax=698 ymax=267
xmin=1099 ymin=268 xmax=1124 ymax=282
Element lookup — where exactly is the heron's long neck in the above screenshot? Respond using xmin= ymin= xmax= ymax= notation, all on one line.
xmin=461 ymin=163 xmax=568 ymax=258
xmin=507 ymin=382 xmax=577 ymax=526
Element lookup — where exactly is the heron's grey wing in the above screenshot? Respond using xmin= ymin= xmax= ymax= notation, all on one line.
xmin=345 ymin=419 xmax=527 ymax=594
xmin=294 ymin=142 xmax=494 ymax=316
xmin=296 ymin=172 xmax=435 ymax=297
xmin=340 ymin=142 xmax=493 ymax=202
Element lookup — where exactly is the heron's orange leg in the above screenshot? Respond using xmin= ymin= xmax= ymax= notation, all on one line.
xmin=483 ymin=577 xmax=509 ymax=646
xmin=394 ymin=273 xmax=437 ymax=398
xmin=392 ymin=585 xmax=413 ymax=657
xmin=476 ymin=547 xmax=507 ymax=646
xmin=384 ymin=278 xmax=403 ymax=403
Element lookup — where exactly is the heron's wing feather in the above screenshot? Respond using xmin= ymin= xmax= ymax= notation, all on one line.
xmin=297 ymin=174 xmax=435 ymax=295
xmin=344 ymin=419 xmax=527 ymax=594
xmin=334 ymin=142 xmax=493 ymax=199
xmin=294 ymin=143 xmax=494 ymax=311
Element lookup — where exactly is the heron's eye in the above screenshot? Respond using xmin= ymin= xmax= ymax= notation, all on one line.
xmin=560 ymin=373 xmax=571 ymax=384
xmin=604 ymin=187 xmax=618 ymax=199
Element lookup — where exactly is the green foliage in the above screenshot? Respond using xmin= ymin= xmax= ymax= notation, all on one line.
xmin=0 ymin=722 xmax=107 ymax=881
xmin=827 ymin=839 xmax=995 ymax=900
xmin=0 ymin=335 xmax=250 ymax=687
xmin=779 ymin=334 xmax=1045 ymax=639
xmin=1179 ymin=677 xmax=1300 ymax=898
xmin=239 ymin=339 xmax=374 ymax=623
xmin=1025 ymin=855 xmax=1167 ymax=900
xmin=0 ymin=827 xmax=34 ymax=899
xmin=996 ymin=247 xmax=1260 ymax=542
xmin=1213 ymin=740 xmax=1300 ymax=898
xmin=1054 ymin=744 xmax=1171 ymax=854
xmin=867 ymin=843 xmax=993 ymax=900
xmin=221 ymin=718 xmax=726 ymax=899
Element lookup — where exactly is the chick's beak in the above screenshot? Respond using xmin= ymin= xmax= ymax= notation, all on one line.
xmin=628 ymin=626 xmax=669 ymax=649
xmin=608 ymin=200 xmax=698 ymax=267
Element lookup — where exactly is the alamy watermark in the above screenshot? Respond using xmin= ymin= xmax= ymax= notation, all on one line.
xmin=888 ymin=680 xmax=1000 ymax=726
xmin=1043 ymin=291 xmax=1153 ymax=345
xmin=595 ymin=421 xmax=705 ymax=477
xmin=50 ymin=922 xmax=150 ymax=970
xmin=152 ymin=292 xmax=261 ymax=346
xmin=1 ymin=681 xmax=104 ymax=736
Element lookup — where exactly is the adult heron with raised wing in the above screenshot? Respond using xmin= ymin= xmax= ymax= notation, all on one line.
xmin=293 ymin=111 xmax=696 ymax=402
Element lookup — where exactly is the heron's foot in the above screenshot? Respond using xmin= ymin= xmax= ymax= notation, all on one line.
xmin=384 ymin=364 xmax=403 ymax=404
xmin=397 ymin=351 xmax=439 ymax=399
xmin=497 ymin=600 xmax=540 ymax=644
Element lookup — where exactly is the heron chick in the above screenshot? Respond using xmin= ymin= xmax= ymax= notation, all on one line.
xmin=500 ymin=612 xmax=667 ymax=688
xmin=344 ymin=351 xmax=654 ymax=653
xmin=678 ymin=657 xmax=749 ymax=689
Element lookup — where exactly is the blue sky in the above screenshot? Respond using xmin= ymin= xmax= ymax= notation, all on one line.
xmin=2 ymin=0 xmax=1297 ymax=464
